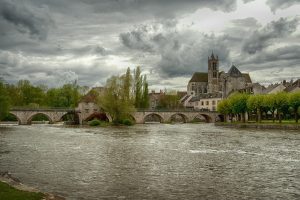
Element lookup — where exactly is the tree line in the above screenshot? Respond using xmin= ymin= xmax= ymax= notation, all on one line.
xmin=217 ymin=92 xmax=300 ymax=123
xmin=0 ymin=79 xmax=81 ymax=120
xmin=0 ymin=66 xmax=150 ymax=123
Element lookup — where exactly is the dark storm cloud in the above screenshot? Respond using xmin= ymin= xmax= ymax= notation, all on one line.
xmin=240 ymin=45 xmax=300 ymax=67
xmin=267 ymin=0 xmax=300 ymax=11
xmin=120 ymin=21 xmax=231 ymax=77
xmin=0 ymin=0 xmax=53 ymax=40
xmin=84 ymin=0 xmax=238 ymax=18
xmin=242 ymin=17 xmax=299 ymax=54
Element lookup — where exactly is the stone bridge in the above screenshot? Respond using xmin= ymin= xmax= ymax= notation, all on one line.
xmin=9 ymin=108 xmax=75 ymax=125
xmin=8 ymin=108 xmax=222 ymax=125
xmin=131 ymin=110 xmax=221 ymax=123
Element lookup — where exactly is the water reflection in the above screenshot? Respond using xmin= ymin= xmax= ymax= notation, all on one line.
xmin=0 ymin=124 xmax=299 ymax=200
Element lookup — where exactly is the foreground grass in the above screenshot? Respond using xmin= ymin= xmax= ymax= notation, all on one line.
xmin=0 ymin=181 xmax=44 ymax=200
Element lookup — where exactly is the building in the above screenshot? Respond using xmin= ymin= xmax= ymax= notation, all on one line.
xmin=183 ymin=52 xmax=252 ymax=110
xmin=187 ymin=53 xmax=252 ymax=98
xmin=284 ymin=79 xmax=300 ymax=93
xmin=77 ymin=87 xmax=106 ymax=124
xmin=149 ymin=90 xmax=165 ymax=109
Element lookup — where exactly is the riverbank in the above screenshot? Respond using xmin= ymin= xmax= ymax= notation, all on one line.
xmin=0 ymin=172 xmax=65 ymax=200
xmin=215 ymin=122 xmax=300 ymax=130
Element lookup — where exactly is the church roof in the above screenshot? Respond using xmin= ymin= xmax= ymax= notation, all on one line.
xmin=189 ymin=72 xmax=208 ymax=83
xmin=228 ymin=65 xmax=242 ymax=77
xmin=242 ymin=73 xmax=252 ymax=83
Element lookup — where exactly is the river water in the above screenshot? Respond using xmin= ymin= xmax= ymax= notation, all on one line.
xmin=0 ymin=124 xmax=299 ymax=200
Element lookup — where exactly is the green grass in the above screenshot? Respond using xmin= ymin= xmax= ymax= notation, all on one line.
xmin=218 ymin=120 xmax=299 ymax=125
xmin=0 ymin=181 xmax=44 ymax=200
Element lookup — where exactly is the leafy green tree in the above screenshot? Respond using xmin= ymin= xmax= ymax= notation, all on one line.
xmin=263 ymin=93 xmax=277 ymax=122
xmin=99 ymin=75 xmax=135 ymax=124
xmin=289 ymin=92 xmax=300 ymax=123
xmin=46 ymin=84 xmax=81 ymax=108
xmin=247 ymin=94 xmax=265 ymax=122
xmin=228 ymin=93 xmax=249 ymax=122
xmin=217 ymin=99 xmax=231 ymax=122
xmin=141 ymin=75 xmax=149 ymax=108
xmin=273 ymin=92 xmax=289 ymax=123
xmin=122 ymin=67 xmax=132 ymax=101
xmin=134 ymin=66 xmax=142 ymax=108
xmin=0 ymin=80 xmax=10 ymax=120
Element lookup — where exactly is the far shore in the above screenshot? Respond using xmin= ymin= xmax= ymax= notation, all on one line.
xmin=215 ymin=122 xmax=300 ymax=130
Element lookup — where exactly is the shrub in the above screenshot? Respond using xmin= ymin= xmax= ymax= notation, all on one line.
xmin=88 ymin=119 xmax=102 ymax=126
xmin=122 ymin=119 xmax=133 ymax=126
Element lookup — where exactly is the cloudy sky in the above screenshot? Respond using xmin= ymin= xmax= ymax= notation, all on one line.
xmin=0 ymin=0 xmax=299 ymax=90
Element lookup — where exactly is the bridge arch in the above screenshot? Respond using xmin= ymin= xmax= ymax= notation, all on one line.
xmin=192 ymin=113 xmax=212 ymax=123
xmin=27 ymin=112 xmax=53 ymax=124
xmin=169 ymin=113 xmax=188 ymax=123
xmin=8 ymin=112 xmax=22 ymax=125
xmin=84 ymin=112 xmax=110 ymax=122
xmin=60 ymin=112 xmax=80 ymax=124
xmin=216 ymin=114 xmax=224 ymax=122
xmin=144 ymin=113 xmax=164 ymax=123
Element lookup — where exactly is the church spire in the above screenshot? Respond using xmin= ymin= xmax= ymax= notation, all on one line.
xmin=211 ymin=51 xmax=215 ymax=59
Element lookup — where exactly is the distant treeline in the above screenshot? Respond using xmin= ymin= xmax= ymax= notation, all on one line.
xmin=0 ymin=79 xmax=82 ymax=120
xmin=217 ymin=92 xmax=300 ymax=123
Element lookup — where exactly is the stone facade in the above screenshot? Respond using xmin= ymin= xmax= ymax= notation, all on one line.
xmin=186 ymin=53 xmax=252 ymax=100
xmin=182 ymin=53 xmax=253 ymax=110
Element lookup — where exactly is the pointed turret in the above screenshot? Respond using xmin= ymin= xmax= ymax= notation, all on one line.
xmin=210 ymin=51 xmax=215 ymax=60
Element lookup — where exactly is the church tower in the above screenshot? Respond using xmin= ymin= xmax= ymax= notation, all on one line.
xmin=207 ymin=52 xmax=219 ymax=93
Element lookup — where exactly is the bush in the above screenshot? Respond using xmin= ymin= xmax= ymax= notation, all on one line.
xmin=122 ymin=119 xmax=133 ymax=126
xmin=88 ymin=119 xmax=102 ymax=126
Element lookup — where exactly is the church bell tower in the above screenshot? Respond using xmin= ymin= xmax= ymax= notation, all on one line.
xmin=208 ymin=52 xmax=219 ymax=93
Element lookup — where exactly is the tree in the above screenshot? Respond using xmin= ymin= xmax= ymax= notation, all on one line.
xmin=0 ymin=80 xmax=10 ymax=120
xmin=134 ymin=66 xmax=142 ymax=108
xmin=228 ymin=93 xmax=249 ymax=122
xmin=273 ymin=92 xmax=289 ymax=123
xmin=263 ymin=93 xmax=276 ymax=122
xmin=123 ymin=67 xmax=132 ymax=101
xmin=99 ymin=74 xmax=135 ymax=124
xmin=217 ymin=99 xmax=231 ymax=122
xmin=289 ymin=92 xmax=300 ymax=123
xmin=247 ymin=94 xmax=265 ymax=122
xmin=141 ymin=75 xmax=149 ymax=108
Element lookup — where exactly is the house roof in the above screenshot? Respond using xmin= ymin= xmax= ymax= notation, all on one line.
xmin=189 ymin=72 xmax=208 ymax=83
xmin=284 ymin=79 xmax=300 ymax=92
xmin=79 ymin=87 xmax=103 ymax=103
xmin=189 ymin=96 xmax=201 ymax=102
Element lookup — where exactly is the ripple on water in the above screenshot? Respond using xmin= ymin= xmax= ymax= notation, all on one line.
xmin=0 ymin=124 xmax=299 ymax=200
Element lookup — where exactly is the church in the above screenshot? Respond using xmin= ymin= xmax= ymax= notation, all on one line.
xmin=182 ymin=53 xmax=252 ymax=110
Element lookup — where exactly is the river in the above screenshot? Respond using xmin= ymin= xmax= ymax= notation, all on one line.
xmin=0 ymin=124 xmax=299 ymax=200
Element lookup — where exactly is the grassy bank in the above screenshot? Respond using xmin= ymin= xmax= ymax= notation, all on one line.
xmin=0 ymin=181 xmax=44 ymax=200
xmin=215 ymin=121 xmax=300 ymax=130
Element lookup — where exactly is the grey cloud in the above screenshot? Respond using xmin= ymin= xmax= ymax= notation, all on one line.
xmin=267 ymin=0 xmax=300 ymax=11
xmin=242 ymin=17 xmax=299 ymax=54
xmin=240 ymin=45 xmax=300 ymax=68
xmin=85 ymin=0 xmax=238 ymax=18
xmin=0 ymin=0 xmax=53 ymax=40
xmin=120 ymin=21 xmax=231 ymax=77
